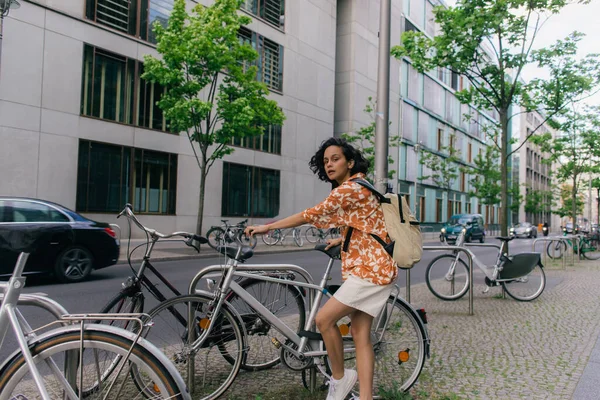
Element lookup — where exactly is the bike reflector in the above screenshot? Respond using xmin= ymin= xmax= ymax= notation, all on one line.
xmin=199 ymin=318 xmax=210 ymax=330
xmin=398 ymin=349 xmax=410 ymax=364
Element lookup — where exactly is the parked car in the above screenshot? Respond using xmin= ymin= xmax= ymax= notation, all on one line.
xmin=510 ymin=222 xmax=538 ymax=238
xmin=440 ymin=214 xmax=486 ymax=244
xmin=0 ymin=197 xmax=120 ymax=283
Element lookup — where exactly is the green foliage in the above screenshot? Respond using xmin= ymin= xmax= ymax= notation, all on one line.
xmin=141 ymin=0 xmax=285 ymax=234
xmin=524 ymin=187 xmax=553 ymax=215
xmin=419 ymin=134 xmax=461 ymax=192
xmin=392 ymin=0 xmax=600 ymax=234
xmin=462 ymin=140 xmax=501 ymax=206
xmin=553 ymin=184 xmax=584 ymax=218
xmin=534 ymin=106 xmax=600 ymax=223
xmin=341 ymin=97 xmax=401 ymax=181
xmin=509 ymin=180 xmax=523 ymax=214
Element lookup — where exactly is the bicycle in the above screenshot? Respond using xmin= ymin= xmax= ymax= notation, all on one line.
xmin=426 ymin=227 xmax=546 ymax=301
xmin=0 ymin=223 xmax=190 ymax=400
xmin=261 ymin=226 xmax=304 ymax=247
xmin=100 ymin=204 xmax=304 ymax=374
xmin=304 ymin=226 xmax=340 ymax=243
xmin=546 ymin=230 xmax=600 ymax=260
xmin=206 ymin=219 xmax=257 ymax=249
xmin=142 ymin=239 xmax=430 ymax=399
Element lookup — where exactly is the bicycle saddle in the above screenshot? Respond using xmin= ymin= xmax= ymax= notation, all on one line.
xmin=495 ymin=236 xmax=514 ymax=242
xmin=0 ymin=224 xmax=74 ymax=253
xmin=216 ymin=244 xmax=254 ymax=262
xmin=314 ymin=243 xmax=341 ymax=260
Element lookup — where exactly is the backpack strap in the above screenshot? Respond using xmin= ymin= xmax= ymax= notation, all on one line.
xmin=397 ymin=194 xmax=405 ymax=223
xmin=350 ymin=178 xmax=391 ymax=204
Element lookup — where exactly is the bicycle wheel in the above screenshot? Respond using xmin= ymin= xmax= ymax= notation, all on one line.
xmin=305 ymin=227 xmax=321 ymax=243
xmin=0 ymin=326 xmax=187 ymax=400
xmin=502 ymin=264 xmax=546 ymax=301
xmin=143 ymin=294 xmax=244 ymax=400
xmin=223 ymin=278 xmax=306 ymax=371
xmin=262 ymin=229 xmax=281 ymax=246
xmin=546 ymin=241 xmax=567 ymax=259
xmin=292 ymin=228 xmax=304 ymax=247
xmin=582 ymin=238 xmax=600 ymax=260
xmin=206 ymin=227 xmax=225 ymax=249
xmin=327 ymin=297 xmax=428 ymax=396
xmin=426 ymin=254 xmax=470 ymax=300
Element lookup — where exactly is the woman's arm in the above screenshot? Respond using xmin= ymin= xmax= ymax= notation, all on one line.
xmin=245 ymin=212 xmax=307 ymax=236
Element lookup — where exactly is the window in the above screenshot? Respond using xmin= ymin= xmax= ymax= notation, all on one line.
xmin=451 ymin=71 xmax=459 ymax=90
xmin=231 ymin=124 xmax=282 ymax=154
xmin=0 ymin=200 xmax=70 ymax=223
xmin=237 ymin=29 xmax=284 ymax=92
xmin=85 ymin=0 xmax=173 ymax=44
xmin=449 ymin=135 xmax=455 ymax=151
xmin=468 ymin=142 xmax=472 ymax=162
xmin=461 ymin=171 xmax=466 ymax=192
xmin=77 ymin=140 xmax=177 ymax=214
xmin=466 ymin=202 xmax=471 ymax=214
xmin=404 ymin=18 xmax=419 ymax=32
xmin=419 ymin=196 xmax=426 ymax=222
xmin=436 ymin=198 xmax=443 ymax=222
xmin=437 ymin=129 xmax=443 ymax=151
xmin=81 ymin=45 xmax=171 ymax=132
xmin=222 ymin=162 xmax=280 ymax=217
xmin=241 ymin=0 xmax=285 ymax=29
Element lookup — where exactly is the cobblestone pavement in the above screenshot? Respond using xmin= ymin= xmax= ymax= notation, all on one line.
xmin=198 ymin=260 xmax=600 ymax=399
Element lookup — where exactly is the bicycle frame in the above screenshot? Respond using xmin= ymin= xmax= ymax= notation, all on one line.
xmin=187 ymin=247 xmax=405 ymax=360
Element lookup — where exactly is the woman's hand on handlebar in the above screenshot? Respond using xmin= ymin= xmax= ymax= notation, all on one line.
xmin=325 ymin=237 xmax=343 ymax=250
xmin=245 ymin=225 xmax=270 ymax=237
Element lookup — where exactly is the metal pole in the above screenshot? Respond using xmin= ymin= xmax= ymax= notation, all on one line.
xmin=405 ymin=269 xmax=410 ymax=303
xmin=374 ymin=0 xmax=391 ymax=193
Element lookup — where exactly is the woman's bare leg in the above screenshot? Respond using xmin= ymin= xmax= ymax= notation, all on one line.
xmin=350 ymin=310 xmax=375 ymax=400
xmin=315 ymin=297 xmax=355 ymax=379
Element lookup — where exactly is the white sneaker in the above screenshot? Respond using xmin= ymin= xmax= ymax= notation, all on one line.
xmin=326 ymin=369 xmax=358 ymax=400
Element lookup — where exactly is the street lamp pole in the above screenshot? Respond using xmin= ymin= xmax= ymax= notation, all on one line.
xmin=0 ymin=0 xmax=20 ymax=78
xmin=374 ymin=0 xmax=391 ymax=193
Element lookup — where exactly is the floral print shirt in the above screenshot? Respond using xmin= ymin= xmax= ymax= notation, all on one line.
xmin=302 ymin=173 xmax=398 ymax=285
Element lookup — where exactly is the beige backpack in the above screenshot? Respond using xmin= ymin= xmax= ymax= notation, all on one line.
xmin=343 ymin=179 xmax=422 ymax=269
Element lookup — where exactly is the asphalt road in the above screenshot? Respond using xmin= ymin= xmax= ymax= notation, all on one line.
xmin=1 ymin=236 xmax=549 ymax=360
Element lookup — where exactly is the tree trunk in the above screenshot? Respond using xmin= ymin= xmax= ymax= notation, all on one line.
xmin=572 ymin=176 xmax=578 ymax=231
xmin=196 ymin=163 xmax=208 ymax=236
xmin=500 ymin=110 xmax=509 ymax=237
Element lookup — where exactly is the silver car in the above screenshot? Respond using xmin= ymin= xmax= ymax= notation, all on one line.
xmin=510 ymin=222 xmax=538 ymax=238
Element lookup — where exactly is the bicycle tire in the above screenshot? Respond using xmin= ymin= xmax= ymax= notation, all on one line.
xmin=293 ymin=228 xmax=304 ymax=247
xmin=206 ymin=227 xmax=225 ymax=249
xmin=0 ymin=326 xmax=188 ymax=400
xmin=305 ymin=227 xmax=321 ymax=243
xmin=222 ymin=278 xmax=306 ymax=371
xmin=502 ymin=264 xmax=546 ymax=301
xmin=142 ymin=294 xmax=245 ymax=400
xmin=322 ymin=296 xmax=428 ymax=396
xmin=425 ymin=254 xmax=470 ymax=301
xmin=582 ymin=238 xmax=600 ymax=260
xmin=238 ymin=231 xmax=258 ymax=249
xmin=546 ymin=241 xmax=567 ymax=259
xmin=262 ymin=229 xmax=281 ymax=246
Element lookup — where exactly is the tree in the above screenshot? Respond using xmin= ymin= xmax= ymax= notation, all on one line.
xmin=523 ymin=187 xmax=553 ymax=222
xmin=553 ymin=183 xmax=584 ymax=220
xmin=508 ymin=180 xmax=523 ymax=216
xmin=392 ymin=0 xmax=600 ymax=236
xmin=533 ymin=106 xmax=600 ymax=226
xmin=463 ymin=143 xmax=502 ymax=221
xmin=418 ymin=134 xmax=461 ymax=213
xmin=142 ymin=0 xmax=285 ymax=235
xmin=341 ymin=97 xmax=401 ymax=182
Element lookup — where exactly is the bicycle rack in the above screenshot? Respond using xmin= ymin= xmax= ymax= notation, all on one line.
xmin=464 ymin=243 xmax=506 ymax=298
xmin=422 ymin=246 xmax=476 ymax=315
xmin=532 ymin=237 xmax=571 ymax=269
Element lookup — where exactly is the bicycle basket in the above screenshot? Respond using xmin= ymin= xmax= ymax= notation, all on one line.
xmin=500 ymin=253 xmax=541 ymax=279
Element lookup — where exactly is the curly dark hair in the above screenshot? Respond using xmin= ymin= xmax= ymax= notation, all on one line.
xmin=309 ymin=137 xmax=370 ymax=188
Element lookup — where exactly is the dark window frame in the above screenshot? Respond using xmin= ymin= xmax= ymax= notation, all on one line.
xmin=76 ymin=139 xmax=177 ymax=215
xmin=221 ymin=162 xmax=280 ymax=218
xmin=241 ymin=0 xmax=285 ymax=31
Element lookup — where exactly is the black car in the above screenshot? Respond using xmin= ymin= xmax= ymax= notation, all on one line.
xmin=0 ymin=197 xmax=120 ymax=283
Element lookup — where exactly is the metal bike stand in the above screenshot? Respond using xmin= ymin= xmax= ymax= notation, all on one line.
xmin=188 ymin=263 xmax=320 ymax=392
xmin=405 ymin=269 xmax=410 ymax=303
xmin=423 ymin=246 xmax=476 ymax=315
xmin=532 ymin=237 xmax=569 ymax=270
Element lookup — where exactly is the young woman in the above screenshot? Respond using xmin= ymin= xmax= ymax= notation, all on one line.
xmin=245 ymin=137 xmax=398 ymax=400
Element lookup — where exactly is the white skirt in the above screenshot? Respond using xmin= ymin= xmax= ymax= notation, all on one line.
xmin=333 ymin=275 xmax=394 ymax=317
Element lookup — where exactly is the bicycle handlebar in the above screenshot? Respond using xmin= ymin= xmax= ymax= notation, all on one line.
xmin=117 ymin=204 xmax=207 ymax=251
